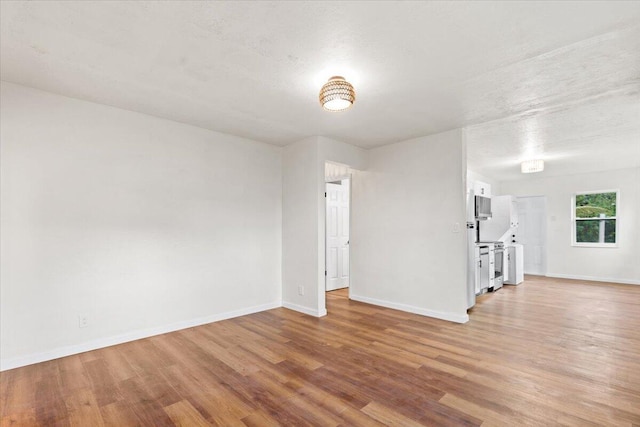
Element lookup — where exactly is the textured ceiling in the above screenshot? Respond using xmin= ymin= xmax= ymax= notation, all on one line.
xmin=1 ymin=1 xmax=639 ymax=181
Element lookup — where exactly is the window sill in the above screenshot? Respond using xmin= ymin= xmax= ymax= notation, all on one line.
xmin=571 ymin=243 xmax=618 ymax=248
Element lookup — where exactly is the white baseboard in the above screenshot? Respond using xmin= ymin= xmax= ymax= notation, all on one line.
xmin=545 ymin=273 xmax=640 ymax=286
xmin=282 ymin=301 xmax=327 ymax=317
xmin=349 ymin=294 xmax=469 ymax=324
xmin=0 ymin=301 xmax=282 ymax=372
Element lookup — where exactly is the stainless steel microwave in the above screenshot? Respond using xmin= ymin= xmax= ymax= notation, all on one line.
xmin=475 ymin=195 xmax=492 ymax=220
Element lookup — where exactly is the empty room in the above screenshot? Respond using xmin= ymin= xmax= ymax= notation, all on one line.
xmin=1 ymin=1 xmax=639 ymax=426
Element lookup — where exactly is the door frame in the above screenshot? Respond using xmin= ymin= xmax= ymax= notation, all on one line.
xmin=324 ymin=175 xmax=352 ymax=306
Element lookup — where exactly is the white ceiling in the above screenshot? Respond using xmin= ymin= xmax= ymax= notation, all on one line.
xmin=1 ymin=1 xmax=639 ymax=181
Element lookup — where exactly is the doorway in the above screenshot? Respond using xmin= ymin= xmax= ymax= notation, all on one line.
xmin=325 ymin=179 xmax=350 ymax=293
xmin=515 ymin=196 xmax=547 ymax=275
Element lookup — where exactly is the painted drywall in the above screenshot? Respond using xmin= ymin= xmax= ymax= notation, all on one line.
xmin=281 ymin=136 xmax=367 ymax=316
xmin=350 ymin=129 xmax=469 ymax=323
xmin=281 ymin=137 xmax=322 ymax=315
xmin=500 ymin=167 xmax=640 ymax=284
xmin=0 ymin=82 xmax=283 ymax=369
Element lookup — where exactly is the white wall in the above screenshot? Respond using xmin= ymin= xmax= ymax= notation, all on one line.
xmin=281 ymin=136 xmax=367 ymax=316
xmin=351 ymin=129 xmax=469 ymax=323
xmin=501 ymin=167 xmax=640 ymax=284
xmin=0 ymin=82 xmax=283 ymax=369
xmin=281 ymin=137 xmax=321 ymax=315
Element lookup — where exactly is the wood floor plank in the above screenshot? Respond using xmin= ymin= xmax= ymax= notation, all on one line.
xmin=239 ymin=339 xmax=286 ymax=365
xmin=334 ymin=406 xmax=388 ymax=427
xmin=163 ymin=400 xmax=211 ymax=427
xmin=0 ymin=409 xmax=37 ymax=427
xmin=117 ymin=377 xmax=176 ymax=426
xmin=188 ymin=391 xmax=249 ymax=427
xmin=439 ymin=393 xmax=512 ymax=426
xmin=99 ymin=401 xmax=142 ymax=427
xmin=361 ymin=400 xmax=426 ymax=427
xmin=240 ymin=409 xmax=281 ymax=427
xmin=236 ymin=315 xmax=291 ymax=344
xmin=2 ymin=276 xmax=640 ymax=425
xmin=57 ymin=356 xmax=91 ymax=396
xmin=64 ymin=388 xmax=104 ymax=427
xmin=1 ymin=368 xmax=38 ymax=416
xmin=34 ymin=363 xmax=69 ymax=426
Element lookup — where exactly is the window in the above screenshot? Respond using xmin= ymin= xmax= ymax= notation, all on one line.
xmin=572 ymin=190 xmax=619 ymax=247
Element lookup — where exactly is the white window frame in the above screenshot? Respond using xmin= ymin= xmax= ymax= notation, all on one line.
xmin=571 ymin=189 xmax=619 ymax=248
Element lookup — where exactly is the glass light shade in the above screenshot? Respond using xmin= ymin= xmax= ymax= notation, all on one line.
xmin=521 ymin=159 xmax=545 ymax=173
xmin=319 ymin=76 xmax=355 ymax=111
xmin=323 ymin=98 xmax=352 ymax=111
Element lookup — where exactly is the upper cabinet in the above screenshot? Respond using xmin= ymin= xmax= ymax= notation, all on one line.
xmin=509 ymin=197 xmax=519 ymax=228
xmin=474 ymin=181 xmax=491 ymax=197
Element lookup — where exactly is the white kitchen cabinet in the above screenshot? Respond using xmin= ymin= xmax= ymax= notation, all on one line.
xmin=474 ymin=181 xmax=491 ymax=197
xmin=478 ymin=245 xmax=491 ymax=291
xmin=505 ymin=244 xmax=524 ymax=285
xmin=509 ymin=197 xmax=519 ymax=228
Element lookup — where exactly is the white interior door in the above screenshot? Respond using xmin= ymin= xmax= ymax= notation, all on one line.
xmin=326 ymin=180 xmax=350 ymax=291
xmin=516 ymin=196 xmax=547 ymax=275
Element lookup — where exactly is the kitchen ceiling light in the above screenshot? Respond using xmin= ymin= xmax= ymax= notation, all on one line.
xmin=319 ymin=76 xmax=355 ymax=112
xmin=521 ymin=159 xmax=545 ymax=173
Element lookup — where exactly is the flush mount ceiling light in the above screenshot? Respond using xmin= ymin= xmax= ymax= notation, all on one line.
xmin=319 ymin=76 xmax=355 ymax=112
xmin=521 ymin=159 xmax=545 ymax=174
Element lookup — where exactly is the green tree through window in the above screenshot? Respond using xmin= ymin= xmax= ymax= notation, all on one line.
xmin=574 ymin=191 xmax=618 ymax=245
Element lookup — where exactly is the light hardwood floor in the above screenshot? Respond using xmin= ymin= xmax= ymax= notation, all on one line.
xmin=2 ymin=276 xmax=640 ymax=426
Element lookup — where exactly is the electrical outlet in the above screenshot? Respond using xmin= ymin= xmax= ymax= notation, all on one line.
xmin=452 ymin=222 xmax=461 ymax=233
xmin=78 ymin=314 xmax=88 ymax=328
xmin=298 ymin=285 xmax=304 ymax=296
